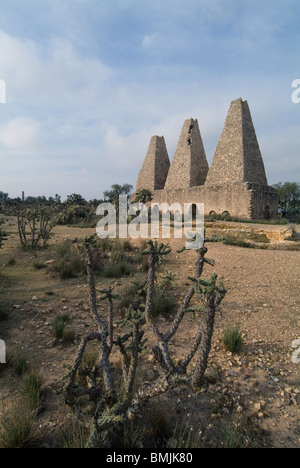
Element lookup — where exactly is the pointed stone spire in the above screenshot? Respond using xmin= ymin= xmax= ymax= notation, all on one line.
xmin=136 ymin=135 xmax=170 ymax=192
xmin=164 ymin=118 xmax=209 ymax=190
xmin=205 ymin=98 xmax=268 ymax=186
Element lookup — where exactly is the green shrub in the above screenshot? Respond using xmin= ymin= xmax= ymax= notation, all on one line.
xmin=152 ymin=290 xmax=176 ymax=317
xmin=103 ymin=262 xmax=131 ymax=278
xmin=20 ymin=370 xmax=43 ymax=410
xmin=53 ymin=257 xmax=85 ymax=280
xmin=57 ymin=240 xmax=72 ymax=257
xmin=0 ymin=217 xmax=7 ymax=249
xmin=172 ymin=424 xmax=202 ymax=448
xmin=223 ymin=325 xmax=243 ymax=353
xmin=45 ymin=290 xmax=55 ymax=296
xmin=58 ymin=259 xmax=83 ymax=279
xmin=118 ymin=281 xmax=144 ymax=311
xmin=97 ymin=238 xmax=113 ymax=252
xmin=52 ymin=241 xmax=85 ymax=280
xmin=222 ymin=426 xmax=246 ymax=448
xmin=81 ymin=348 xmax=98 ymax=369
xmin=0 ymin=400 xmax=37 ymax=448
xmin=55 ymin=204 xmax=94 ymax=226
xmin=7 ymin=258 xmax=16 ymax=266
xmin=63 ymin=327 xmax=76 ymax=344
xmin=53 ymin=314 xmax=70 ymax=338
xmin=12 ymin=352 xmax=29 ymax=376
xmin=58 ymin=421 xmax=91 ymax=448
xmin=33 ymin=260 xmax=45 ymax=270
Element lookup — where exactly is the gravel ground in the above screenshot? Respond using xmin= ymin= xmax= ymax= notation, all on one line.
xmin=0 ymin=223 xmax=299 ymax=448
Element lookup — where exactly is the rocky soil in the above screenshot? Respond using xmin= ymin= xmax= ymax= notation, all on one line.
xmin=0 ymin=221 xmax=299 ymax=448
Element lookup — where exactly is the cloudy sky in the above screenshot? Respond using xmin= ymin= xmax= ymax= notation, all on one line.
xmin=0 ymin=0 xmax=299 ymax=201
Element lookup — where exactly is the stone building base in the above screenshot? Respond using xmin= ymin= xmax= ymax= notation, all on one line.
xmin=145 ymin=182 xmax=278 ymax=220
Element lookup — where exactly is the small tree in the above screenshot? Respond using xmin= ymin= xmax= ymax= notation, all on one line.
xmin=66 ymin=193 xmax=87 ymax=206
xmin=65 ymin=236 xmax=226 ymax=448
xmin=0 ymin=192 xmax=9 ymax=204
xmin=103 ymin=184 xmax=133 ymax=214
xmin=133 ymin=189 xmax=153 ymax=205
xmin=272 ymin=182 xmax=300 ymax=210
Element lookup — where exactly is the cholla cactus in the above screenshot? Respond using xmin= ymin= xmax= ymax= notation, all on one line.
xmin=65 ymin=237 xmax=226 ymax=448
xmin=17 ymin=207 xmax=54 ymax=249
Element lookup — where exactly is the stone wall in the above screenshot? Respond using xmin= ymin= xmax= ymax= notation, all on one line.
xmin=148 ymin=184 xmax=251 ymax=218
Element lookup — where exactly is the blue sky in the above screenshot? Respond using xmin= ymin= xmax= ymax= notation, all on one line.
xmin=0 ymin=0 xmax=299 ymax=200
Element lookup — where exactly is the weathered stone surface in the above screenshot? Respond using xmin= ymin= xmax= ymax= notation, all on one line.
xmin=205 ymin=98 xmax=268 ymax=186
xmin=136 ymin=135 xmax=170 ymax=192
xmin=164 ymin=118 xmax=209 ymax=190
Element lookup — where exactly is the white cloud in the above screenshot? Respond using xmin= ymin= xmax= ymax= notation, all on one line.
xmin=0 ymin=117 xmax=41 ymax=153
xmin=0 ymin=29 xmax=113 ymax=111
xmin=141 ymin=34 xmax=157 ymax=49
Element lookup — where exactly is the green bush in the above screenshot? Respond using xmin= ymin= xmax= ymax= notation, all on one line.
xmin=20 ymin=370 xmax=43 ymax=411
xmin=0 ymin=400 xmax=37 ymax=448
xmin=56 ymin=204 xmax=94 ymax=226
xmin=52 ymin=241 xmax=85 ymax=280
xmin=11 ymin=352 xmax=29 ymax=376
xmin=0 ymin=217 xmax=7 ymax=249
xmin=118 ymin=281 xmax=144 ymax=311
xmin=63 ymin=327 xmax=76 ymax=344
xmin=58 ymin=421 xmax=91 ymax=448
xmin=103 ymin=261 xmax=131 ymax=278
xmin=223 ymin=325 xmax=243 ymax=353
xmin=53 ymin=314 xmax=70 ymax=338
xmin=152 ymin=289 xmax=176 ymax=317
xmin=7 ymin=258 xmax=16 ymax=266
xmin=33 ymin=260 xmax=45 ymax=270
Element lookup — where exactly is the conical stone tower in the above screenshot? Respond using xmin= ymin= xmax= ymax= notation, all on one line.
xmin=205 ymin=98 xmax=268 ymax=186
xmin=164 ymin=118 xmax=209 ymax=190
xmin=136 ymin=135 xmax=170 ymax=192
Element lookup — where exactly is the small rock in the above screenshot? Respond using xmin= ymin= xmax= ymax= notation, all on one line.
xmin=291 ymin=338 xmax=300 ymax=349
xmin=253 ymin=403 xmax=261 ymax=412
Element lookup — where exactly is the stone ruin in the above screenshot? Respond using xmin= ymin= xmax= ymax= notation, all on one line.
xmin=135 ymin=98 xmax=279 ymax=219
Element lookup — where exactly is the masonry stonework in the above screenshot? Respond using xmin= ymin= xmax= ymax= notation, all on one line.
xmin=134 ymin=98 xmax=279 ymax=219
xmin=136 ymin=135 xmax=170 ymax=191
xmin=164 ymin=118 xmax=209 ymax=190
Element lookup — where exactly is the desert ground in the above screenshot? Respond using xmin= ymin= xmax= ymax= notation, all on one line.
xmin=0 ymin=217 xmax=299 ymax=448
